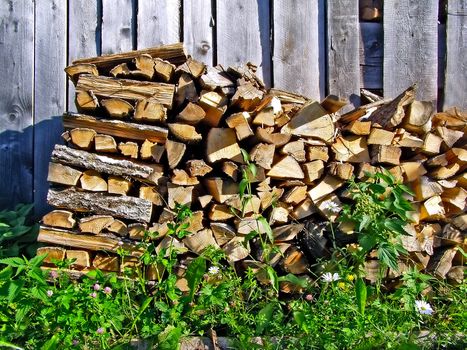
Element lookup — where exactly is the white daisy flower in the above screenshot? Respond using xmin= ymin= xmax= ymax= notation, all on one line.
xmin=415 ymin=300 xmax=434 ymax=315
xmin=321 ymin=272 xmax=340 ymax=282
xmin=322 ymin=200 xmax=341 ymax=214
xmin=208 ymin=266 xmax=220 ymax=275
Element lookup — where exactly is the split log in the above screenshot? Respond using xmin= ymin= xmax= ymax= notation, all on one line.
xmin=252 ymin=107 xmax=275 ymax=126
xmin=183 ymin=229 xmax=218 ymax=255
xmin=47 ymin=188 xmax=153 ymax=223
xmin=371 ymin=145 xmax=401 ymax=165
xmin=80 ymin=170 xmax=108 ymax=192
xmin=256 ymin=128 xmax=291 ymax=147
xmin=101 ymin=98 xmax=134 ymax=118
xmin=222 ymin=161 xmax=239 ymax=181
xmin=200 ymin=66 xmax=235 ymax=92
xmin=210 ymin=222 xmax=236 ymax=246
xmin=140 ymin=139 xmax=155 ymax=160
xmin=69 ymin=128 xmax=97 ymax=149
xmin=208 ymin=204 xmax=235 ymax=221
xmin=79 ymin=215 xmax=114 ymax=234
xmin=267 ymin=156 xmax=304 ymax=179
xmin=281 ymin=101 xmax=334 ymax=142
xmin=168 ymin=123 xmax=202 ymax=143
xmin=109 ymin=63 xmax=131 ymax=78
xmin=344 ymin=120 xmax=371 ymax=135
xmin=320 ymin=95 xmax=347 ymax=113
xmin=282 ymin=186 xmax=308 ymax=206
xmin=250 ymin=143 xmax=275 ymax=170
xmin=167 ymin=184 xmax=194 ymax=209
xmin=403 ymin=100 xmax=433 ymax=135
xmin=175 ymin=73 xmax=198 ymax=105
xmin=42 ymin=210 xmax=76 ymax=229
xmin=269 ymin=206 xmax=290 ymax=225
xmin=206 ymin=128 xmax=243 ymax=163
xmin=420 ymin=196 xmax=446 ymax=221
xmin=92 ymin=253 xmax=120 ymax=272
xmin=199 ymin=91 xmax=228 ymax=127
xmin=171 ymin=169 xmax=199 ymax=186
xmin=154 ymin=58 xmax=175 ymax=82
xmin=186 ymin=159 xmax=213 ymax=177
xmin=64 ymin=63 xmax=99 ymax=84
xmin=132 ymin=54 xmax=155 ymax=80
xmin=413 ymin=176 xmax=444 ymax=201
xmin=95 ymin=134 xmax=118 ymax=153
xmin=368 ymin=85 xmax=416 ymax=129
xmin=273 ymin=224 xmax=304 ymax=242
xmin=393 ymin=130 xmax=424 ymax=148
xmin=166 ymin=139 xmax=186 ymax=169
xmin=292 ymin=198 xmax=317 ymax=220
xmin=204 ymin=178 xmax=238 ymax=204
xmin=134 ymin=99 xmax=167 ymax=123
xmin=331 ymin=136 xmax=370 ymax=163
xmin=66 ymin=250 xmax=91 ymax=268
xmin=306 ymin=146 xmax=329 ymax=162
xmin=76 ymin=74 xmax=174 ymax=108
xmin=198 ymin=195 xmax=213 ymax=208
xmin=328 ymin=162 xmax=354 ymax=180
xmin=108 ymin=176 xmax=132 ymax=195
xmin=401 ymin=162 xmax=427 ymax=182
xmin=63 ymin=113 xmax=168 ymax=143
xmin=282 ymin=247 xmax=309 ymax=274
xmin=47 ymin=162 xmax=82 ymax=186
xmin=427 ymin=247 xmax=458 ymax=278
xmin=118 ymin=141 xmax=139 ymax=159
xmin=302 ymin=160 xmax=325 ymax=184
xmin=106 ymin=219 xmax=128 ymax=236
xmin=72 ymin=42 xmax=187 ymax=70
xmin=223 ymin=237 xmax=250 ymax=262
xmin=75 ymin=90 xmax=99 ymax=112
xmin=231 ymin=82 xmax=263 ymax=111
xmin=422 ymin=133 xmax=443 ymax=155
xmin=226 ymin=112 xmax=254 ymax=141
xmin=280 ymin=140 xmax=306 ymax=162
xmin=139 ymin=185 xmax=164 ymax=206
xmin=436 ymin=126 xmax=463 ymax=148
xmin=367 ymin=128 xmax=395 ymax=145
xmin=37 ymin=246 xmax=66 ymax=264
xmin=52 ymin=145 xmax=163 ymax=184
xmin=308 ymin=175 xmax=344 ymax=203
xmin=38 ymin=226 xmax=143 ymax=257
xmin=177 ymin=102 xmax=206 ymax=125
xmin=128 ymin=223 xmax=148 ymax=240
xmin=176 ymin=57 xmax=206 ymax=78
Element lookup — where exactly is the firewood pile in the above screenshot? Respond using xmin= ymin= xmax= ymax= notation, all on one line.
xmin=37 ymin=43 xmax=466 ymax=289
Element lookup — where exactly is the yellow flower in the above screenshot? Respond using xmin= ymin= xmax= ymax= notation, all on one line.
xmin=346 ymin=274 xmax=355 ymax=282
xmin=338 ymin=282 xmax=346 ymax=290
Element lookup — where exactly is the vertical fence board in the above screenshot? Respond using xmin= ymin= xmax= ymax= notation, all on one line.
xmin=217 ymin=0 xmax=271 ymax=87
xmin=383 ymin=1 xmax=438 ymax=101
xmin=328 ymin=0 xmax=360 ymax=110
xmin=0 ymin=1 xmax=34 ymax=208
xmin=137 ymin=0 xmax=181 ymax=48
xmin=68 ymin=0 xmax=101 ymax=111
xmin=102 ymin=0 xmax=133 ymax=54
xmin=273 ymin=0 xmax=324 ymax=100
xmin=183 ymin=0 xmax=213 ymax=64
xmin=34 ymin=0 xmax=67 ymax=216
xmin=443 ymin=0 xmax=467 ymax=110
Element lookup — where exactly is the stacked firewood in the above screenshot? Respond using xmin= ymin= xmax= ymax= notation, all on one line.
xmin=37 ymin=43 xmax=465 ymax=289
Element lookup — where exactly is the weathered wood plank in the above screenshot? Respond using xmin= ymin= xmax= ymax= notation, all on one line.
xmin=0 ymin=1 xmax=34 ymax=208
xmin=327 ymin=0 xmax=360 ymax=110
xmin=360 ymin=23 xmax=446 ymax=90
xmin=68 ymin=0 xmax=101 ymax=111
xmin=273 ymin=0 xmax=325 ymax=100
xmin=34 ymin=0 xmax=67 ymax=216
xmin=443 ymin=0 xmax=467 ymax=110
xmin=183 ymin=0 xmax=213 ymax=64
xmin=102 ymin=0 xmax=133 ymax=54
xmin=383 ymin=1 xmax=438 ymax=101
xmin=137 ymin=0 xmax=181 ymax=49
xmin=217 ymin=0 xmax=271 ymax=87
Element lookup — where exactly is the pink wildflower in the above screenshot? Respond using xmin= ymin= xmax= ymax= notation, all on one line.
xmin=46 ymin=290 xmax=53 ymax=297
xmin=96 ymin=327 xmax=104 ymax=334
xmin=93 ymin=283 xmax=101 ymax=291
xmin=89 ymin=292 xmax=97 ymax=298
xmin=305 ymin=294 xmax=313 ymax=301
xmin=49 ymin=270 xmax=58 ymax=279
xmin=103 ymin=286 xmax=112 ymax=294
xmin=72 ymin=340 xmax=79 ymax=346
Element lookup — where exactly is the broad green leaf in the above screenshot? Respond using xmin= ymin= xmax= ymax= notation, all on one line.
xmin=293 ymin=311 xmax=305 ymax=328
xmin=266 ymin=266 xmax=279 ymax=293
xmin=378 ymin=244 xmax=399 ymax=271
xmin=256 ymin=302 xmax=275 ymax=335
xmin=278 ymin=274 xmax=309 ymax=288
xmin=157 ymin=325 xmax=182 ymax=350
xmin=358 ymin=234 xmax=377 ymax=252
xmin=8 ymin=279 xmax=24 ymax=303
xmin=0 ymin=257 xmax=25 ymax=267
xmin=240 ymin=148 xmax=250 ymax=163
xmin=248 ymin=163 xmax=257 ymax=178
xmin=0 ymin=341 xmax=24 ymax=350
xmin=239 ymin=178 xmax=248 ymax=198
xmin=358 ymin=215 xmax=371 ymax=232
xmin=0 ymin=265 xmax=13 ymax=280
xmin=355 ymin=278 xmax=367 ymax=316
xmin=258 ymin=216 xmax=274 ymax=244
xmin=185 ymin=256 xmax=206 ymax=301
xmin=41 ymin=334 xmax=59 ymax=350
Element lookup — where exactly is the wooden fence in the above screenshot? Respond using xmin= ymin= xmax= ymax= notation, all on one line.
xmin=0 ymin=0 xmax=465 ymax=216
